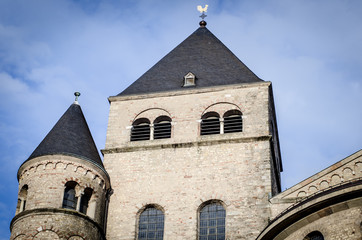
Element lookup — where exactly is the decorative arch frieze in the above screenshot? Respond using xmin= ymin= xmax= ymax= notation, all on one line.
xmin=32 ymin=228 xmax=61 ymax=239
xmin=132 ymin=108 xmax=172 ymax=124
xmin=19 ymin=160 xmax=107 ymax=188
xmin=200 ymin=102 xmax=242 ymax=118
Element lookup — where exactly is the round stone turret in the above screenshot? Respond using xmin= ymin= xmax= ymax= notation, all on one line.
xmin=10 ymin=100 xmax=111 ymax=240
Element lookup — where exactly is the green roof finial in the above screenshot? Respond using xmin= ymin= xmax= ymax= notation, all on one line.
xmin=74 ymin=92 xmax=81 ymax=102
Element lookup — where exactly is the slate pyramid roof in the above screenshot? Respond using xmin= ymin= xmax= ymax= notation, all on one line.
xmin=26 ymin=102 xmax=104 ymax=169
xmin=118 ymin=23 xmax=262 ymax=96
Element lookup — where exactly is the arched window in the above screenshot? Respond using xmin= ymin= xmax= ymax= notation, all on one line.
xmin=80 ymin=188 xmax=93 ymax=214
xmin=62 ymin=181 xmax=78 ymax=210
xmin=304 ymin=231 xmax=324 ymax=240
xmin=201 ymin=112 xmax=220 ymax=135
xmin=131 ymin=118 xmax=151 ymax=141
xmin=138 ymin=206 xmax=164 ymax=240
xmin=223 ymin=110 xmax=242 ymax=133
xmin=16 ymin=185 xmax=28 ymax=214
xmin=199 ymin=201 xmax=226 ymax=240
xmin=154 ymin=116 xmax=172 ymax=139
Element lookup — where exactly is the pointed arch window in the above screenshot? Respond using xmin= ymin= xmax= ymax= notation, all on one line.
xmin=201 ymin=112 xmax=220 ymax=135
xmin=199 ymin=201 xmax=226 ymax=240
xmin=223 ymin=110 xmax=242 ymax=133
xmin=304 ymin=231 xmax=324 ymax=240
xmin=138 ymin=206 xmax=164 ymax=240
xmin=154 ymin=116 xmax=172 ymax=139
xmin=131 ymin=118 xmax=151 ymax=141
xmin=62 ymin=181 xmax=78 ymax=210
xmin=80 ymin=188 xmax=93 ymax=214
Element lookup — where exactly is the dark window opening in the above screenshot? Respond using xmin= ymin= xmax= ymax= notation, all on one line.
xmin=154 ymin=116 xmax=171 ymax=139
xmin=199 ymin=202 xmax=226 ymax=240
xmin=80 ymin=188 xmax=93 ymax=214
xmin=201 ymin=112 xmax=220 ymax=135
xmin=223 ymin=110 xmax=242 ymax=133
xmin=138 ymin=206 xmax=164 ymax=240
xmin=62 ymin=181 xmax=77 ymax=210
xmin=17 ymin=185 xmax=28 ymax=213
xmin=305 ymin=231 xmax=324 ymax=240
xmin=131 ymin=118 xmax=151 ymax=141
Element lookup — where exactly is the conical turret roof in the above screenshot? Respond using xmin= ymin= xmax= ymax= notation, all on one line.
xmin=118 ymin=24 xmax=262 ymax=96
xmin=26 ymin=102 xmax=104 ymax=169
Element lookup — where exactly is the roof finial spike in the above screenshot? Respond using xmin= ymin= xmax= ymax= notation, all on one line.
xmin=74 ymin=92 xmax=81 ymax=104
xmin=197 ymin=4 xmax=208 ymax=27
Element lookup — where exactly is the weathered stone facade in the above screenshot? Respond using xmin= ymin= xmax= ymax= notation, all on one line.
xmin=10 ymin=22 xmax=362 ymax=240
xmin=10 ymin=155 xmax=110 ymax=240
xmin=257 ymin=150 xmax=362 ymax=240
xmin=103 ymin=82 xmax=282 ymax=239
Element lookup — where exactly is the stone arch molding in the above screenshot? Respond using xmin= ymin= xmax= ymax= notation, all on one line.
xmin=194 ymin=193 xmax=231 ymax=212
xmin=136 ymin=202 xmax=166 ymax=216
xmin=13 ymin=234 xmax=26 ymax=240
xmin=132 ymin=108 xmax=172 ymax=124
xmin=68 ymin=236 xmax=85 ymax=240
xmin=201 ymin=102 xmax=242 ymax=118
xmin=20 ymin=160 xmax=107 ymax=190
xmin=32 ymin=229 xmax=60 ymax=239
xmin=295 ymin=163 xmax=361 ymax=197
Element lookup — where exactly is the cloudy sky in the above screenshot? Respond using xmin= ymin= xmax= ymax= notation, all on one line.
xmin=0 ymin=0 xmax=361 ymax=238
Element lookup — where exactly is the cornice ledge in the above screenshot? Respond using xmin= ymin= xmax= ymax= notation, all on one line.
xmin=109 ymin=81 xmax=271 ymax=102
xmin=10 ymin=207 xmax=106 ymax=238
xmin=102 ymin=135 xmax=271 ymax=154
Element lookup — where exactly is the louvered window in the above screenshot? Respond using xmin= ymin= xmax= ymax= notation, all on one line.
xmin=131 ymin=118 xmax=151 ymax=141
xmin=199 ymin=202 xmax=226 ymax=240
xmin=154 ymin=116 xmax=171 ymax=139
xmin=138 ymin=207 xmax=164 ymax=240
xmin=223 ymin=110 xmax=242 ymax=133
xmin=201 ymin=112 xmax=220 ymax=135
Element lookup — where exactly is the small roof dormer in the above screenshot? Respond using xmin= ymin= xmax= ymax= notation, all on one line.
xmin=183 ymin=72 xmax=196 ymax=87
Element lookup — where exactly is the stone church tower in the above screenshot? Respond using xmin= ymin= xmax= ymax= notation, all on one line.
xmin=10 ymin=97 xmax=111 ymax=240
xmin=11 ymin=19 xmax=360 ymax=240
xmin=103 ymin=20 xmax=282 ymax=239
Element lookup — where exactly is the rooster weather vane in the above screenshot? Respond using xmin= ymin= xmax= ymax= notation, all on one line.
xmin=197 ymin=4 xmax=208 ymax=20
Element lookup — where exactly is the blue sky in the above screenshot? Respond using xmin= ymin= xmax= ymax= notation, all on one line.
xmin=0 ymin=0 xmax=361 ymax=238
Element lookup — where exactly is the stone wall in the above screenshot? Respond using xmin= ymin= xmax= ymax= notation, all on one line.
xmin=10 ymin=209 xmax=105 ymax=240
xmin=270 ymin=150 xmax=362 ymax=219
xmin=277 ymin=200 xmax=362 ymax=240
xmin=104 ymin=82 xmax=280 ymax=239
xmin=11 ymin=155 xmax=110 ymax=239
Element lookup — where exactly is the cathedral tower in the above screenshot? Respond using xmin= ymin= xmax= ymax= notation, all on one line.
xmin=103 ymin=21 xmax=282 ymax=239
xmin=10 ymin=96 xmax=111 ymax=240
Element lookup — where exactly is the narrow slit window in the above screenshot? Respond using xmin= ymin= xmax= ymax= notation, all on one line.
xmin=154 ymin=116 xmax=171 ymax=139
xmin=223 ymin=110 xmax=242 ymax=133
xmin=131 ymin=118 xmax=151 ymax=141
xmin=201 ymin=112 xmax=220 ymax=135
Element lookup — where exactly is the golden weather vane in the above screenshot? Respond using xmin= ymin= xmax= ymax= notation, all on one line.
xmin=197 ymin=4 xmax=208 ymax=20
